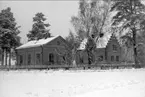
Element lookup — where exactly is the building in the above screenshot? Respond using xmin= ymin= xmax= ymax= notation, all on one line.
xmin=16 ymin=36 xmax=70 ymax=66
xmin=76 ymin=34 xmax=123 ymax=65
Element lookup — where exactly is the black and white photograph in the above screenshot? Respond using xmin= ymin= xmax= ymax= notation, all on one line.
xmin=0 ymin=0 xmax=145 ymax=97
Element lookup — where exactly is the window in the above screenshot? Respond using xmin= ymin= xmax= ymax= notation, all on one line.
xmin=20 ymin=55 xmax=23 ymax=65
xmin=112 ymin=45 xmax=117 ymax=51
xmin=28 ymin=54 xmax=31 ymax=65
xmin=111 ymin=56 xmax=114 ymax=61
xmin=49 ymin=53 xmax=54 ymax=64
xmin=98 ymin=56 xmax=103 ymax=61
xmin=36 ymin=53 xmax=41 ymax=64
xmin=57 ymin=41 xmax=60 ymax=45
xmin=80 ymin=57 xmax=83 ymax=64
xmin=116 ymin=56 xmax=119 ymax=61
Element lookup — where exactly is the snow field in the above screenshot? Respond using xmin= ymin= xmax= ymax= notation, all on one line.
xmin=0 ymin=69 xmax=145 ymax=97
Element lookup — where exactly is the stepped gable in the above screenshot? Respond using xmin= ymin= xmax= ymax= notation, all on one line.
xmin=77 ymin=33 xmax=120 ymax=50
xmin=105 ymin=33 xmax=121 ymax=48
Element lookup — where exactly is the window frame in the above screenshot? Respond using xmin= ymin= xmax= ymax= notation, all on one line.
xmin=80 ymin=56 xmax=84 ymax=64
xmin=49 ymin=53 xmax=54 ymax=64
xmin=28 ymin=54 xmax=31 ymax=65
xmin=57 ymin=41 xmax=60 ymax=45
xmin=19 ymin=55 xmax=23 ymax=65
xmin=116 ymin=56 xmax=119 ymax=62
xmin=36 ymin=53 xmax=41 ymax=65
xmin=112 ymin=44 xmax=117 ymax=51
xmin=111 ymin=56 xmax=114 ymax=61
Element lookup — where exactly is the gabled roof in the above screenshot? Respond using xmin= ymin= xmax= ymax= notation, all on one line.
xmin=77 ymin=33 xmax=119 ymax=50
xmin=16 ymin=36 xmax=60 ymax=49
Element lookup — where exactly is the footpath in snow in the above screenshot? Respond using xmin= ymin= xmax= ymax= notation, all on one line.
xmin=0 ymin=69 xmax=145 ymax=97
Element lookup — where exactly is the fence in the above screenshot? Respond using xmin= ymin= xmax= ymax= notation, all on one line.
xmin=0 ymin=62 xmax=140 ymax=70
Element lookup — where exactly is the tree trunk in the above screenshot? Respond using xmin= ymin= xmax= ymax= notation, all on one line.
xmin=86 ymin=38 xmax=95 ymax=66
xmin=134 ymin=46 xmax=138 ymax=67
xmin=87 ymin=50 xmax=92 ymax=65
xmin=72 ymin=49 xmax=77 ymax=66
xmin=87 ymin=50 xmax=91 ymax=69
xmin=15 ymin=50 xmax=18 ymax=66
xmin=132 ymin=28 xmax=140 ymax=68
xmin=1 ymin=49 xmax=4 ymax=66
xmin=5 ymin=49 xmax=7 ymax=66
xmin=9 ymin=49 xmax=11 ymax=66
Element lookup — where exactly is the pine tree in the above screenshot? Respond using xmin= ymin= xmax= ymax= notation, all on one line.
xmin=27 ymin=12 xmax=51 ymax=41
xmin=0 ymin=7 xmax=21 ymax=66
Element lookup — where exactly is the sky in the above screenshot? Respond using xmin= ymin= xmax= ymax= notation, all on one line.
xmin=0 ymin=1 xmax=79 ymax=44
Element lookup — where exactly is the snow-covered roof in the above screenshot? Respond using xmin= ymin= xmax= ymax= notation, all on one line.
xmin=96 ymin=33 xmax=112 ymax=48
xmin=16 ymin=36 xmax=59 ymax=49
xmin=77 ymin=38 xmax=88 ymax=50
xmin=77 ymin=33 xmax=112 ymax=50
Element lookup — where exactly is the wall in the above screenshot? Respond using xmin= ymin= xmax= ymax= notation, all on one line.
xmin=16 ymin=36 xmax=70 ymax=66
xmin=43 ymin=36 xmax=70 ymax=65
xmin=95 ymin=48 xmax=106 ymax=63
xmin=76 ymin=35 xmax=122 ymax=65
xmin=17 ymin=46 xmax=42 ymax=65
xmin=105 ymin=36 xmax=121 ymax=63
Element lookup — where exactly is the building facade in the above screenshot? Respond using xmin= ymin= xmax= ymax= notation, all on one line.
xmin=16 ymin=36 xmax=70 ymax=66
xmin=76 ymin=34 xmax=122 ymax=65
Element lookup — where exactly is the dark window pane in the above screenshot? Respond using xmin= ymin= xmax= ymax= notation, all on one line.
xmin=113 ymin=45 xmax=117 ymax=51
xmin=36 ymin=53 xmax=41 ymax=64
xmin=28 ymin=54 xmax=31 ymax=65
xmin=57 ymin=41 xmax=60 ymax=45
xmin=116 ymin=56 xmax=119 ymax=61
xmin=111 ymin=56 xmax=114 ymax=61
xmin=80 ymin=57 xmax=83 ymax=64
xmin=49 ymin=53 xmax=54 ymax=64
xmin=20 ymin=55 xmax=23 ymax=65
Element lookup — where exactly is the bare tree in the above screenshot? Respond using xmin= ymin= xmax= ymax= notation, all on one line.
xmin=71 ymin=0 xmax=112 ymax=65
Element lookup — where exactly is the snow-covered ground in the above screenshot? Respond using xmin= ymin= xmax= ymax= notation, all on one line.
xmin=0 ymin=69 xmax=145 ymax=97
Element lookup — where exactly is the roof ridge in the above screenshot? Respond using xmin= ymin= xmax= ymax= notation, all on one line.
xmin=16 ymin=36 xmax=60 ymax=49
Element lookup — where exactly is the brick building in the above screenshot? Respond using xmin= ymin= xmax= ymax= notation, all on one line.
xmin=16 ymin=36 xmax=70 ymax=66
xmin=76 ymin=34 xmax=123 ymax=64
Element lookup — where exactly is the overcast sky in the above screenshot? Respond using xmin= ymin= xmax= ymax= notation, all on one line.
xmin=0 ymin=1 xmax=79 ymax=43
